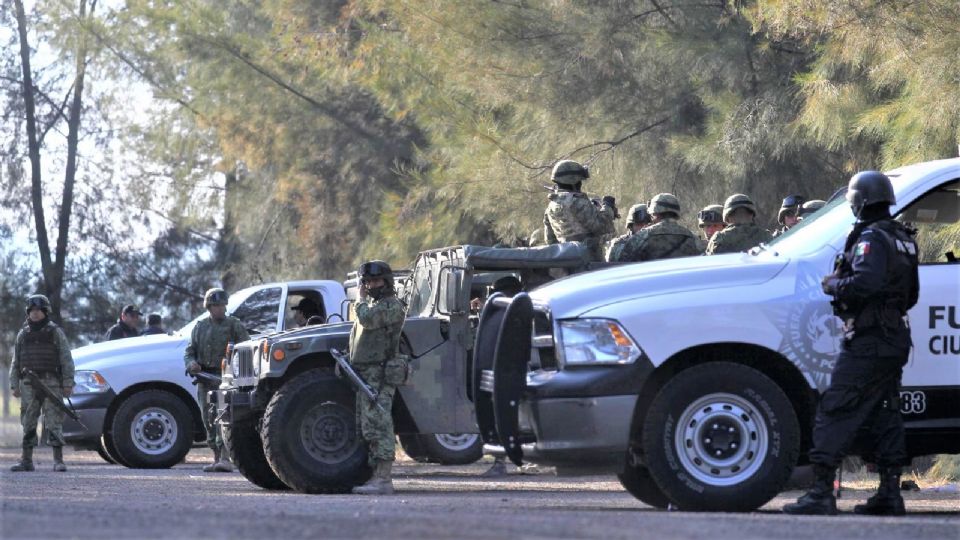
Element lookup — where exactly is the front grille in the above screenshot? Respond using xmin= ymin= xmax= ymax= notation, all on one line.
xmin=234 ymin=348 xmax=255 ymax=378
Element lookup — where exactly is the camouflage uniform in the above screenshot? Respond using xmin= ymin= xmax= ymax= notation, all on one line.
xmin=605 ymin=233 xmax=632 ymax=262
xmin=10 ymin=320 xmax=74 ymax=452
xmin=184 ymin=315 xmax=249 ymax=450
xmin=705 ymin=223 xmax=773 ymax=255
xmin=349 ymin=295 xmax=405 ymax=465
xmin=544 ymin=190 xmax=615 ymax=261
xmin=616 ymin=219 xmax=700 ymax=262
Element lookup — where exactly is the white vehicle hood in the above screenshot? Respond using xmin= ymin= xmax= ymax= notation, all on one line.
xmin=73 ymin=334 xmax=186 ymax=372
xmin=532 ymin=252 xmax=789 ymax=319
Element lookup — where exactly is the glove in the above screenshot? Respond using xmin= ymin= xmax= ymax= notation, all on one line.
xmin=187 ymin=361 xmax=202 ymax=375
xmin=602 ymin=196 xmax=619 ymax=218
xmin=821 ymin=274 xmax=840 ymax=295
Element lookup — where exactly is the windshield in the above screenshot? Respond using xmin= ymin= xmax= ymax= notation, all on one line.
xmin=405 ymin=260 xmax=436 ymax=317
xmin=765 ymin=195 xmax=853 ymax=254
xmin=175 ymin=286 xmax=263 ymax=336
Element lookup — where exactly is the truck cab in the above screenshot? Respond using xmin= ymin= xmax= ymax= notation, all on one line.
xmin=474 ymin=158 xmax=960 ymax=512
xmin=64 ymin=280 xmax=345 ymax=469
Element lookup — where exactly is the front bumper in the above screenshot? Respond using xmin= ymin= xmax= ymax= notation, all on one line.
xmin=215 ymin=386 xmax=260 ymax=426
xmin=62 ymin=390 xmax=116 ymax=446
xmin=473 ymin=293 xmax=653 ymax=473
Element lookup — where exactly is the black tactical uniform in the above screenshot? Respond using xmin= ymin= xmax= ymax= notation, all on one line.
xmin=785 ymin=171 xmax=920 ymax=516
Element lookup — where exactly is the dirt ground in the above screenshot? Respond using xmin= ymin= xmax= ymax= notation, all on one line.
xmin=1 ymin=447 xmax=957 ymax=540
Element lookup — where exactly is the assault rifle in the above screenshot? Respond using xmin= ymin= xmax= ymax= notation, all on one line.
xmin=330 ymin=348 xmax=386 ymax=413
xmin=22 ymin=369 xmax=85 ymax=429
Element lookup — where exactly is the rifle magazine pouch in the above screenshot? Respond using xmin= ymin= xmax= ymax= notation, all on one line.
xmin=384 ymin=355 xmax=412 ymax=386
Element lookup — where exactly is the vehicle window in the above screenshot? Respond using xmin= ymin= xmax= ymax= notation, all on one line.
xmin=283 ymin=290 xmax=327 ymax=329
xmin=232 ymin=287 xmax=282 ymax=335
xmin=406 ymin=262 xmax=435 ymax=317
xmin=766 ymin=196 xmax=851 ymax=254
xmin=897 ymin=179 xmax=960 ymax=264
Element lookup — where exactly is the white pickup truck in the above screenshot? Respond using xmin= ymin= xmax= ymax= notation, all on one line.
xmin=474 ymin=158 xmax=959 ymax=512
xmin=63 ymin=281 xmax=346 ymax=468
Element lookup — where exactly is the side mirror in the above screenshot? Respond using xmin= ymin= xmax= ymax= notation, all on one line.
xmin=437 ymin=266 xmax=466 ymax=315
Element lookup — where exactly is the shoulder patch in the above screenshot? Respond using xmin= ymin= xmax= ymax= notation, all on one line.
xmin=855 ymin=241 xmax=870 ymax=256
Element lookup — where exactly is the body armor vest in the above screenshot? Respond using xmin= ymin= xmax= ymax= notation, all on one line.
xmin=546 ymin=192 xmax=591 ymax=241
xmin=20 ymin=325 xmax=61 ymax=374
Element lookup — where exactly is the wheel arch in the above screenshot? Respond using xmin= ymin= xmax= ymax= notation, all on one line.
xmin=106 ymin=381 xmax=204 ymax=443
xmin=631 ymin=342 xmax=817 ymax=463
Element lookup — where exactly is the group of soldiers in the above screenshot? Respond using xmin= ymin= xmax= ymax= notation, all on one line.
xmin=9 ymin=161 xmax=918 ymax=515
xmin=538 ymin=159 xmax=828 ymax=264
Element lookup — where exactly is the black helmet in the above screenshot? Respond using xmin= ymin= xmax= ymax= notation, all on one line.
xmin=845 ymin=170 xmax=895 ymax=217
xmin=777 ymin=194 xmax=805 ymax=224
xmin=359 ymin=260 xmax=395 ymax=299
xmin=26 ymin=294 xmax=51 ymax=314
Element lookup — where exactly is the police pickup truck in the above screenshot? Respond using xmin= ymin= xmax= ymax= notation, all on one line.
xmin=63 ymin=281 xmax=346 ymax=468
xmin=475 ymin=158 xmax=959 ymax=512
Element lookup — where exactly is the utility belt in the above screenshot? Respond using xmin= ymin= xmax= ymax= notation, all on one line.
xmin=843 ymin=305 xmax=906 ymax=339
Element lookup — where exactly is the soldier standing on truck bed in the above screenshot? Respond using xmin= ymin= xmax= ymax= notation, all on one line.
xmin=9 ymin=294 xmax=75 ymax=472
xmin=184 ymin=288 xmax=249 ymax=473
xmin=349 ymin=261 xmax=407 ymax=495
xmin=784 ymin=171 xmax=920 ymax=516
xmin=543 ymin=159 xmax=617 ymax=262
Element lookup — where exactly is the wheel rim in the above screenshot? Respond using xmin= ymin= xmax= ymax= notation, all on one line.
xmin=433 ymin=433 xmax=480 ymax=452
xmin=299 ymin=403 xmax=359 ymax=464
xmin=674 ymin=392 xmax=768 ymax=487
xmin=129 ymin=407 xmax=179 ymax=455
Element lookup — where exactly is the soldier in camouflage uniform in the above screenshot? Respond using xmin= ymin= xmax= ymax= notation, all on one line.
xmin=543 ymin=160 xmax=617 ymax=261
xmin=349 ymin=260 xmax=406 ymax=495
xmin=696 ymin=204 xmax=725 ymax=252
xmin=184 ymin=287 xmax=249 ymax=473
xmin=705 ymin=193 xmax=773 ymax=255
xmin=616 ymin=193 xmax=700 ymax=262
xmin=9 ymin=294 xmax=75 ymax=472
xmin=605 ymin=203 xmax=652 ymax=262
xmin=772 ymin=194 xmax=805 ymax=238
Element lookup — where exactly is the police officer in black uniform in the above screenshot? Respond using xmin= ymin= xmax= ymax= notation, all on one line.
xmin=784 ymin=171 xmax=919 ymax=516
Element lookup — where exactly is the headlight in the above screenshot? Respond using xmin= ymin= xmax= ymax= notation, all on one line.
xmin=557 ymin=319 xmax=641 ymax=366
xmin=73 ymin=370 xmax=111 ymax=394
xmin=230 ymin=352 xmax=241 ymax=378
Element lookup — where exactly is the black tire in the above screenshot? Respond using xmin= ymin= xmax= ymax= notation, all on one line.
xmin=617 ymin=463 xmax=670 ymax=509
xmin=262 ymin=370 xmax=371 ymax=493
xmin=641 ymin=362 xmax=800 ymax=512
xmin=222 ymin=417 xmax=289 ymax=491
xmin=401 ymin=433 xmax=483 ymax=465
xmin=109 ymin=390 xmax=194 ymax=469
xmin=96 ymin=435 xmax=118 ymax=465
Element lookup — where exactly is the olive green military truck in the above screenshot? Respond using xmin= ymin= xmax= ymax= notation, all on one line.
xmin=216 ymin=243 xmax=595 ymax=492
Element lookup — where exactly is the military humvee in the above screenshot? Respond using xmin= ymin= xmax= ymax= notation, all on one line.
xmin=216 ymin=243 xmax=595 ymax=492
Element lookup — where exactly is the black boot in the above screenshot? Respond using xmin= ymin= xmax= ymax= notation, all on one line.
xmin=854 ymin=467 xmax=905 ymax=516
xmin=10 ymin=446 xmax=35 ymax=472
xmin=52 ymin=446 xmax=67 ymax=472
xmin=783 ymin=465 xmax=837 ymax=515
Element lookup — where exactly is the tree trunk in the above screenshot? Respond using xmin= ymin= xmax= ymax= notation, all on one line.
xmin=14 ymin=0 xmax=56 ymax=319
xmin=52 ymin=0 xmax=91 ymax=323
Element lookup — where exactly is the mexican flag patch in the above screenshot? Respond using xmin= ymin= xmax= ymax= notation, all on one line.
xmin=855 ymin=241 xmax=871 ymax=256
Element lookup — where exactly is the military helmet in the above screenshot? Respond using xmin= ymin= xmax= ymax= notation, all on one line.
xmin=25 ymin=294 xmax=51 ymax=314
xmin=203 ymin=288 xmax=229 ymax=308
xmin=777 ymin=194 xmax=805 ymax=224
xmin=846 ymin=170 xmax=895 ymax=216
xmin=722 ymin=193 xmax=757 ymax=222
xmin=359 ymin=260 xmax=394 ymax=285
xmin=697 ymin=204 xmax=724 ymax=226
xmin=649 ymin=193 xmax=681 ymax=217
xmin=550 ymin=160 xmax=590 ymax=185
xmin=798 ymin=199 xmax=826 ymax=219
xmin=626 ymin=203 xmax=652 ymax=228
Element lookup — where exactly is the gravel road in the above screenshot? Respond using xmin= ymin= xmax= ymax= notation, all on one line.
xmin=1 ymin=447 xmax=957 ymax=540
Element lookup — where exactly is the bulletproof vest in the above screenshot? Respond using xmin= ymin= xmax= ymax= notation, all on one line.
xmin=349 ymin=296 xmax=404 ymax=367
xmin=606 ymin=233 xmax=631 ymax=262
xmin=545 ymin=191 xmax=592 ymax=241
xmin=20 ymin=325 xmax=61 ymax=374
xmin=842 ymin=220 xmax=919 ymax=325
xmin=642 ymin=220 xmax=701 ymax=260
